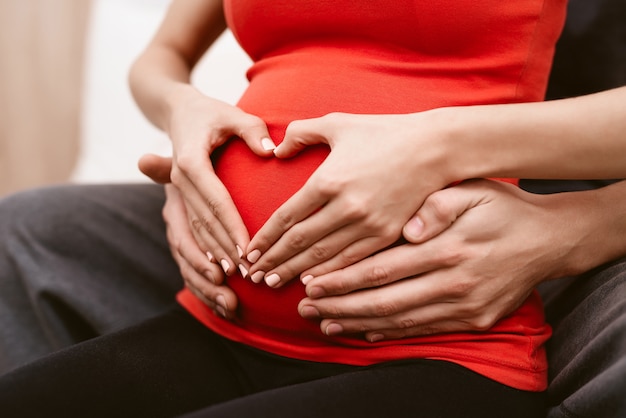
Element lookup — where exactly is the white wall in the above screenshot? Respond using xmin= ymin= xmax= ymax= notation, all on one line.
xmin=72 ymin=0 xmax=251 ymax=183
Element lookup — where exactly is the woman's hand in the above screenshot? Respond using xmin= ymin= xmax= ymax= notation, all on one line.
xmin=297 ymin=180 xmax=594 ymax=341
xmin=162 ymin=184 xmax=238 ymax=319
xmin=167 ymin=89 xmax=276 ymax=277
xmin=246 ymin=112 xmax=453 ymax=287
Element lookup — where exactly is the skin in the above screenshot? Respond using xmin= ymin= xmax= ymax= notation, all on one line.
xmin=132 ymin=0 xmax=626 ymax=336
xmin=129 ymin=0 xmax=275 ymax=312
xmin=246 ymin=87 xmax=626 ymax=287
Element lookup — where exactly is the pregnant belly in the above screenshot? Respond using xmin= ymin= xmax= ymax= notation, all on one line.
xmin=213 ymin=137 xmax=332 ymax=345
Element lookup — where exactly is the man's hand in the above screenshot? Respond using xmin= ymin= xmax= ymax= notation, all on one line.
xmin=297 ymin=180 xmax=577 ymax=340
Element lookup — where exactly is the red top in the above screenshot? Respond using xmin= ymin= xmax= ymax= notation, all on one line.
xmin=178 ymin=0 xmax=567 ymax=391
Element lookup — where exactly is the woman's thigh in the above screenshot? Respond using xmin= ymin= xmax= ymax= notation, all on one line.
xmin=182 ymin=359 xmax=545 ymax=418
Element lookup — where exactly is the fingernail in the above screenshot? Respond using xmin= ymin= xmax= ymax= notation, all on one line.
xmin=404 ymin=216 xmax=424 ymax=238
xmin=220 ymin=259 xmax=231 ymax=273
xmin=251 ymin=271 xmax=266 ymax=284
xmin=325 ymin=323 xmax=343 ymax=336
xmin=299 ymin=305 xmax=320 ymax=319
xmin=206 ymin=251 xmax=215 ymax=263
xmin=238 ymin=264 xmax=249 ymax=278
xmin=247 ymin=249 xmax=261 ymax=263
xmin=261 ymin=137 xmax=276 ymax=151
xmin=216 ymin=294 xmax=228 ymax=310
xmin=301 ymin=274 xmax=314 ymax=285
xmin=369 ymin=333 xmax=384 ymax=343
xmin=265 ymin=273 xmax=281 ymax=288
xmin=236 ymin=245 xmax=244 ymax=259
xmin=307 ymin=286 xmax=325 ymax=299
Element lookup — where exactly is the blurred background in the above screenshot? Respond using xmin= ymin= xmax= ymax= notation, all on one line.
xmin=0 ymin=0 xmax=251 ymax=197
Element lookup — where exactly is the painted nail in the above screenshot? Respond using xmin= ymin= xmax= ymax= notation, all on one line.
xmin=261 ymin=137 xmax=277 ymax=151
xmin=251 ymin=271 xmax=266 ymax=284
xmin=247 ymin=249 xmax=261 ymax=263
xmin=206 ymin=251 xmax=215 ymax=263
xmin=301 ymin=274 xmax=314 ymax=285
xmin=220 ymin=259 xmax=231 ymax=273
xmin=265 ymin=273 xmax=281 ymax=288
xmin=236 ymin=245 xmax=244 ymax=259
xmin=369 ymin=334 xmax=385 ymax=343
xmin=238 ymin=264 xmax=249 ymax=278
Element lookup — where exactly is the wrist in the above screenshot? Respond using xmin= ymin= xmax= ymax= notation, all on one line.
xmin=162 ymin=83 xmax=203 ymax=135
xmin=542 ymin=182 xmax=626 ymax=279
xmin=415 ymin=106 xmax=482 ymax=184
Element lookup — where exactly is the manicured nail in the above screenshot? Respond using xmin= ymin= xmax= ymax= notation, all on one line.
xmin=325 ymin=323 xmax=344 ymax=336
xmin=238 ymin=264 xmax=249 ymax=278
xmin=261 ymin=138 xmax=277 ymax=151
xmin=251 ymin=271 xmax=266 ymax=284
xmin=220 ymin=259 xmax=231 ymax=273
xmin=301 ymin=274 xmax=314 ymax=285
xmin=206 ymin=251 xmax=215 ymax=263
xmin=236 ymin=245 xmax=244 ymax=259
xmin=265 ymin=273 xmax=281 ymax=288
xmin=368 ymin=333 xmax=384 ymax=343
xmin=247 ymin=249 xmax=261 ymax=263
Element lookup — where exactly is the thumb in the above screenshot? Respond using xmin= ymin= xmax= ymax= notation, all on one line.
xmin=403 ymin=185 xmax=478 ymax=244
xmin=273 ymin=117 xmax=330 ymax=159
xmin=237 ymin=116 xmax=277 ymax=157
xmin=138 ymin=154 xmax=173 ymax=184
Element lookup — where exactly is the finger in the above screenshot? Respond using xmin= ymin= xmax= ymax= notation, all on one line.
xmin=138 ymin=154 xmax=173 ymax=184
xmin=249 ymin=197 xmax=375 ymax=284
xmin=298 ymin=271 xmax=452 ymax=325
xmin=315 ymin=297 xmax=479 ymax=339
xmin=234 ymin=113 xmax=277 ymax=156
xmin=176 ymin=169 xmax=249 ymax=272
xmin=403 ymin=184 xmax=483 ymax=244
xmin=185 ymin=200 xmax=249 ymax=277
xmin=179 ymin=257 xmax=238 ymax=319
xmin=246 ymin=178 xmax=331 ymax=264
xmin=273 ymin=117 xmax=331 ymax=159
xmin=302 ymin=240 xmax=450 ymax=298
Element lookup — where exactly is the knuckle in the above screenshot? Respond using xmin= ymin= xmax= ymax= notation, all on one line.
xmin=310 ymin=243 xmax=331 ymax=261
xmin=370 ymin=297 xmax=398 ymax=317
xmin=469 ymin=314 xmax=497 ymax=331
xmin=399 ymin=317 xmax=419 ymax=330
xmin=426 ymin=194 xmax=455 ymax=224
xmin=315 ymin=173 xmax=343 ymax=198
xmin=275 ymin=209 xmax=295 ymax=229
xmin=446 ymin=276 xmax=475 ymax=298
xmin=364 ymin=265 xmax=391 ymax=287
xmin=287 ymin=229 xmax=307 ymax=251
xmin=174 ymin=152 xmax=197 ymax=174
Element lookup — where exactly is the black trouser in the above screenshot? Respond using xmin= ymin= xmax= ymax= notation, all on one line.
xmin=0 ymin=306 xmax=543 ymax=418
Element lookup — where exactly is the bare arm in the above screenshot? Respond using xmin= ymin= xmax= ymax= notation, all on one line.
xmin=129 ymin=0 xmax=227 ymax=132
xmin=440 ymin=86 xmax=626 ymax=181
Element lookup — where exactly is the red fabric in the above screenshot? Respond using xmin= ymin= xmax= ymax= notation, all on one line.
xmin=178 ymin=0 xmax=567 ymax=391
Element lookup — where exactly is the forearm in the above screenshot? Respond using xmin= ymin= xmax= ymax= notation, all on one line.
xmin=430 ymin=86 xmax=626 ymax=181
xmin=128 ymin=0 xmax=226 ymax=133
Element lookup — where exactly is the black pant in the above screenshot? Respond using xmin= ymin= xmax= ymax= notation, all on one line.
xmin=0 ymin=306 xmax=543 ymax=418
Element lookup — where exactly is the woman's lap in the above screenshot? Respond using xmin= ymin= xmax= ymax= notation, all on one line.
xmin=0 ymin=305 xmax=544 ymax=418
